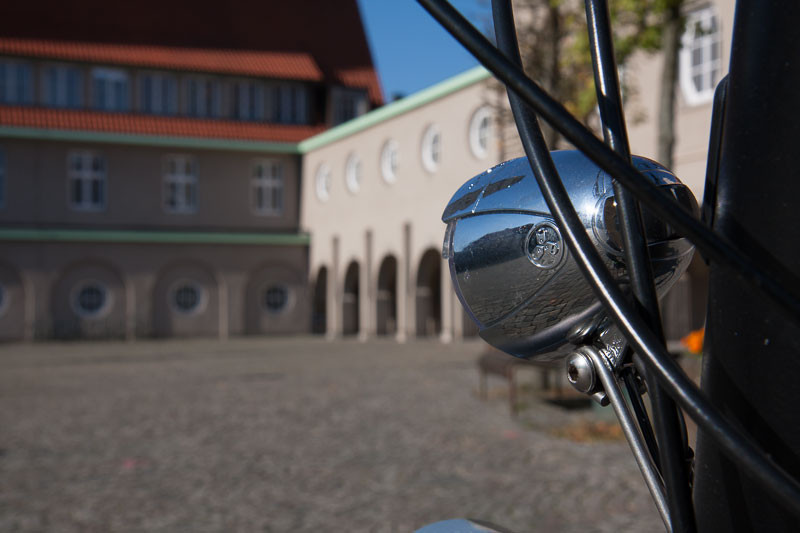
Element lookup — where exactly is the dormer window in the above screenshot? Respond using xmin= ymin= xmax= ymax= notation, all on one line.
xmin=0 ymin=60 xmax=33 ymax=105
xmin=43 ymin=64 xmax=84 ymax=109
xmin=232 ymin=81 xmax=265 ymax=121
xmin=185 ymin=78 xmax=221 ymax=118
xmin=267 ymin=84 xmax=308 ymax=124
xmin=332 ymin=87 xmax=367 ymax=125
xmin=91 ymin=68 xmax=130 ymax=112
xmin=139 ymin=72 xmax=178 ymax=115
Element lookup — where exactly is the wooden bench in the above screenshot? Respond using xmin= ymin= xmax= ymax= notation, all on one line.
xmin=477 ymin=350 xmax=562 ymax=416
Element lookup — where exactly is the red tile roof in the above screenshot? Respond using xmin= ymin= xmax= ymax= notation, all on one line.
xmin=0 ymin=38 xmax=324 ymax=81
xmin=0 ymin=0 xmax=384 ymax=105
xmin=0 ymin=106 xmax=326 ymax=144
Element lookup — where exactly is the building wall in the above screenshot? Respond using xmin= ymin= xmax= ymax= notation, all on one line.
xmin=0 ymin=241 xmax=309 ymax=341
xmin=0 ymin=139 xmax=301 ymax=232
xmin=301 ymin=78 xmax=499 ymax=341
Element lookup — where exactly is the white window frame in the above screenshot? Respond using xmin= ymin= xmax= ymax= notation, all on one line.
xmin=42 ymin=63 xmax=84 ymax=109
xmin=163 ymin=155 xmax=198 ymax=214
xmin=315 ymin=163 xmax=331 ymax=202
xmin=421 ymin=124 xmax=441 ymax=173
xmin=469 ymin=106 xmax=492 ymax=159
xmin=0 ymin=60 xmax=33 ymax=105
xmin=67 ymin=151 xmax=107 ymax=212
xmin=345 ymin=153 xmax=361 ymax=195
xmin=380 ymin=139 xmax=399 ymax=185
xmin=138 ymin=71 xmax=178 ymax=115
xmin=251 ymin=159 xmax=284 ymax=216
xmin=71 ymin=280 xmax=112 ymax=318
xmin=169 ymin=280 xmax=207 ymax=315
xmin=91 ymin=67 xmax=130 ymax=112
xmin=680 ymin=6 xmax=722 ymax=106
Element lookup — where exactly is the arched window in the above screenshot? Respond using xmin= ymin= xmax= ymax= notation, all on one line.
xmin=680 ymin=6 xmax=721 ymax=106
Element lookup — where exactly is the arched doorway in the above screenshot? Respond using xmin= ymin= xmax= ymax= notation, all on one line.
xmin=416 ymin=249 xmax=441 ymax=337
xmin=376 ymin=255 xmax=397 ymax=336
xmin=312 ymin=266 xmax=327 ymax=334
xmin=342 ymin=261 xmax=359 ymax=336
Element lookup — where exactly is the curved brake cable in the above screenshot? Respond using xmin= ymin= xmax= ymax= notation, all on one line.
xmin=417 ymin=0 xmax=800 ymax=518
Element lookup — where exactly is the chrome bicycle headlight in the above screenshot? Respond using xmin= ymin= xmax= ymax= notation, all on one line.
xmin=442 ymin=150 xmax=697 ymax=361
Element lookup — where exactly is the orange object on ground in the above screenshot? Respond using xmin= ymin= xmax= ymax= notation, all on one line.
xmin=681 ymin=328 xmax=705 ymax=354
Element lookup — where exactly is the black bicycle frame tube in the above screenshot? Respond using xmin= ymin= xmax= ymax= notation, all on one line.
xmin=583 ymin=1 xmax=695 ymax=529
xmin=417 ymin=0 xmax=800 ymax=517
xmin=419 ymin=0 xmax=800 ymax=325
xmin=694 ymin=1 xmax=800 ymax=530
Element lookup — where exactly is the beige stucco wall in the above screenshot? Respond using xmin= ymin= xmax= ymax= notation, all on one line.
xmin=626 ymin=0 xmax=735 ymax=200
xmin=301 ymin=80 xmax=500 ymax=340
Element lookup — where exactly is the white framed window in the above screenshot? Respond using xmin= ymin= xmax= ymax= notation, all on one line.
xmin=67 ymin=151 xmax=106 ymax=211
xmin=315 ymin=163 xmax=331 ymax=202
xmin=252 ymin=160 xmax=284 ymax=215
xmin=139 ymin=72 xmax=177 ymax=115
xmin=469 ymin=106 xmax=492 ymax=159
xmin=232 ymin=80 xmax=265 ymax=121
xmin=0 ymin=60 xmax=33 ymax=105
xmin=72 ymin=281 xmax=111 ymax=318
xmin=184 ymin=77 xmax=222 ymax=118
xmin=262 ymin=284 xmax=292 ymax=314
xmin=421 ymin=124 xmax=441 ymax=173
xmin=380 ymin=139 xmax=399 ymax=185
xmin=332 ymin=87 xmax=368 ymax=125
xmin=680 ymin=6 xmax=721 ymax=106
xmin=345 ymin=153 xmax=361 ymax=194
xmin=91 ymin=68 xmax=130 ymax=112
xmin=163 ymin=155 xmax=197 ymax=213
xmin=43 ymin=64 xmax=83 ymax=109
xmin=170 ymin=281 xmax=206 ymax=315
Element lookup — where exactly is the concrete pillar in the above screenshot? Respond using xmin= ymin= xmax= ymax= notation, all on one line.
xmin=125 ymin=277 xmax=136 ymax=341
xmin=326 ymin=236 xmax=340 ymax=339
xmin=218 ymin=276 xmax=229 ymax=340
xmin=440 ymin=255 xmax=453 ymax=343
xmin=359 ymin=230 xmax=374 ymax=341
xmin=396 ymin=223 xmax=411 ymax=343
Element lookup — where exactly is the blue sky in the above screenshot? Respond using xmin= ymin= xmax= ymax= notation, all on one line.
xmin=356 ymin=1 xmax=491 ymax=101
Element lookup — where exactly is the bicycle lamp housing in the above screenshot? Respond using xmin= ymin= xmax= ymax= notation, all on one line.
xmin=442 ymin=150 xmax=697 ymax=361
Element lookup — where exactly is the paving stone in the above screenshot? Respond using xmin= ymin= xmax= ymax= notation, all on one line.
xmin=0 ymin=338 xmax=662 ymax=532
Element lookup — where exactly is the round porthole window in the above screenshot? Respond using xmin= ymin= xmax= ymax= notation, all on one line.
xmin=345 ymin=153 xmax=362 ymax=194
xmin=469 ymin=106 xmax=492 ymax=159
xmin=263 ymin=285 xmax=291 ymax=314
xmin=73 ymin=282 xmax=110 ymax=317
xmin=315 ymin=163 xmax=331 ymax=202
xmin=172 ymin=282 xmax=204 ymax=314
xmin=380 ymin=139 xmax=399 ymax=184
xmin=421 ymin=124 xmax=441 ymax=173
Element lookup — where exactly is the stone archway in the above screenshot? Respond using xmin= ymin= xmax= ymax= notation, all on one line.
xmin=376 ymin=255 xmax=397 ymax=336
xmin=342 ymin=261 xmax=359 ymax=336
xmin=415 ymin=249 xmax=441 ymax=337
xmin=312 ymin=266 xmax=327 ymax=335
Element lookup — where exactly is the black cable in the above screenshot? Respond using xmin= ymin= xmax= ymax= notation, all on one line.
xmin=417 ymin=0 xmax=800 ymax=517
xmin=417 ymin=0 xmax=800 ymax=325
xmin=583 ymin=1 xmax=695 ymax=529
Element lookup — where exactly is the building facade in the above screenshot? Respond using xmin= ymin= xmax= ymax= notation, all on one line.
xmin=0 ymin=0 xmax=381 ymax=341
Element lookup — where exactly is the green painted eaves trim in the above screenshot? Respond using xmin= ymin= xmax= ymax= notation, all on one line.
xmin=298 ymin=66 xmax=491 ymax=153
xmin=0 ymin=228 xmax=310 ymax=246
xmin=0 ymin=127 xmax=302 ymax=154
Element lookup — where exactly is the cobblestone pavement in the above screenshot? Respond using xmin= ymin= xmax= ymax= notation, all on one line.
xmin=0 ymin=338 xmax=662 ymax=532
